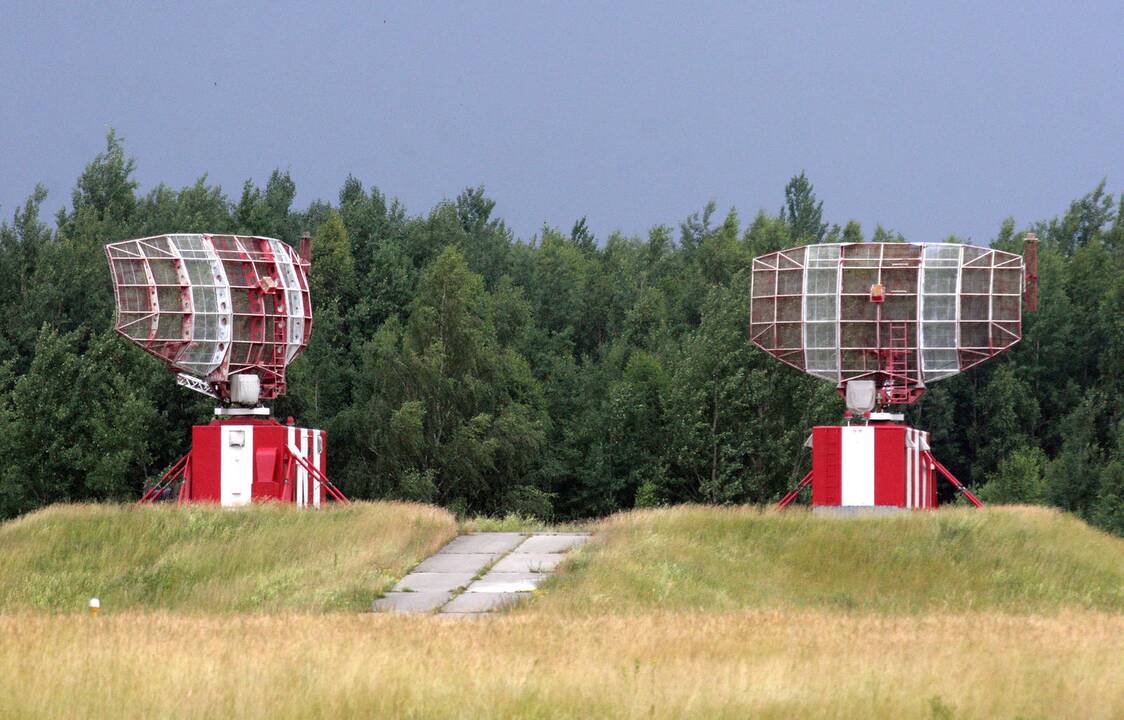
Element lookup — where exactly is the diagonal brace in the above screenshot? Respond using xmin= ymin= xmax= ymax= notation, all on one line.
xmin=777 ymin=470 xmax=814 ymax=509
xmin=139 ymin=453 xmax=191 ymax=504
xmin=923 ymin=451 xmax=984 ymax=508
xmin=285 ymin=444 xmax=351 ymax=505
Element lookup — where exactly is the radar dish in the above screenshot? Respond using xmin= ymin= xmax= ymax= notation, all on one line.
xmin=105 ymin=233 xmax=312 ymax=401
xmin=750 ymin=242 xmax=1024 ymax=404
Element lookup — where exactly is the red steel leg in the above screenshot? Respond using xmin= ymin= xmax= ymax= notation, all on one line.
xmin=923 ymin=452 xmax=984 ymax=508
xmin=777 ymin=470 xmax=814 ymax=509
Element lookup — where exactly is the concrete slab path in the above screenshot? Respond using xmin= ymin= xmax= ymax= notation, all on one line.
xmin=372 ymin=531 xmax=590 ymax=616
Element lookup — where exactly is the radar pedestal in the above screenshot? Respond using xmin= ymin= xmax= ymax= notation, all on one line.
xmin=801 ymin=380 xmax=938 ymax=510
xmin=141 ymin=410 xmax=347 ymax=508
xmin=185 ymin=414 xmax=336 ymax=507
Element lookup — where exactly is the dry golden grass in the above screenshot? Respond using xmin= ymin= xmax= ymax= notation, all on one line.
xmin=0 ymin=610 xmax=1119 ymax=719
xmin=0 ymin=501 xmax=456 ymax=613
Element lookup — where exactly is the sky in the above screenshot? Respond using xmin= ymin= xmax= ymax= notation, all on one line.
xmin=1 ymin=1 xmax=1121 ymax=245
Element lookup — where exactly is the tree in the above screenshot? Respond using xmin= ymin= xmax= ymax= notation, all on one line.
xmin=842 ymin=220 xmax=864 ymax=244
xmin=65 ymin=129 xmax=137 ymax=230
xmin=570 ymin=217 xmax=596 ymax=254
xmin=33 ymin=131 xmax=138 ymax=337
xmin=1046 ymin=390 xmax=1108 ymax=518
xmin=335 ymin=247 xmax=549 ymax=514
xmin=979 ymin=447 xmax=1049 ymax=504
xmin=0 ymin=327 xmax=155 ymax=518
xmin=969 ymin=364 xmax=1040 ymax=482
xmin=781 ymin=172 xmax=827 ymax=243
xmin=455 ymin=186 xmax=511 ymax=287
xmin=870 ymin=224 xmax=906 ymax=243
xmin=667 ymin=279 xmax=837 ymax=505
xmin=1038 ymin=180 xmax=1114 ymax=256
xmin=310 ymin=210 xmax=356 ymax=301
xmin=134 ymin=176 xmax=234 ymax=236
xmin=0 ymin=185 xmax=52 ymax=358
xmin=1091 ymin=420 xmax=1124 ymax=535
xmin=235 ymin=170 xmax=298 ymax=239
xmin=526 ymin=229 xmax=594 ymax=353
xmin=744 ymin=210 xmax=791 ymax=257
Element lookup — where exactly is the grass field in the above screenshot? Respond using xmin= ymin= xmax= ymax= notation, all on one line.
xmin=0 ymin=501 xmax=456 ymax=613
xmin=1 ymin=502 xmax=1121 ymax=718
xmin=532 ymin=504 xmax=1124 ymax=615
xmin=1 ymin=610 xmax=1120 ymax=719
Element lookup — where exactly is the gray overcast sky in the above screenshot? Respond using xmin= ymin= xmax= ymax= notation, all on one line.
xmin=1 ymin=1 xmax=1121 ymax=244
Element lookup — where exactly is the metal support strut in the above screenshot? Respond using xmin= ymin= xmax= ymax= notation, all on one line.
xmin=773 ymin=456 xmax=984 ymax=509
xmin=776 ymin=470 xmax=813 ymax=509
xmin=138 ymin=453 xmax=192 ymax=504
xmin=922 ymin=451 xmax=984 ymax=508
xmin=284 ymin=445 xmax=351 ymax=505
xmin=139 ymin=442 xmax=351 ymax=507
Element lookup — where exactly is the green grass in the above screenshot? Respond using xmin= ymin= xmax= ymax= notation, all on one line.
xmin=533 ymin=504 xmax=1124 ymax=614
xmin=0 ymin=501 xmax=457 ymax=614
xmin=459 ymin=512 xmax=592 ymax=533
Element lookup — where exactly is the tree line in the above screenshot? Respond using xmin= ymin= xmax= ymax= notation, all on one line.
xmin=0 ymin=132 xmax=1120 ymax=534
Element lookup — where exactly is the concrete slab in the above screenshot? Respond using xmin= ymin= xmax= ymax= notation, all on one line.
xmin=392 ymin=572 xmax=476 ymax=593
xmin=466 ymin=572 xmax=546 ymax=593
xmin=414 ymin=553 xmax=499 ymax=573
xmin=440 ymin=533 xmax=526 ymax=554
xmin=441 ymin=591 xmax=530 ymax=613
xmin=372 ymin=591 xmax=451 ymax=613
xmin=490 ymin=552 xmax=566 ymax=573
xmin=372 ymin=531 xmax=592 ymax=615
xmin=516 ymin=533 xmax=591 ymax=554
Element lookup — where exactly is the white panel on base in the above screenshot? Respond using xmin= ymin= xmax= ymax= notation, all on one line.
xmin=840 ymin=426 xmax=874 ymax=506
xmin=297 ymin=428 xmax=308 ymax=507
xmin=220 ymin=425 xmax=254 ymax=507
xmin=312 ymin=431 xmax=322 ymax=508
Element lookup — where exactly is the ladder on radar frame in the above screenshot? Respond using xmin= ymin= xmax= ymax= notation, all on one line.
xmin=882 ymin=322 xmax=913 ymax=405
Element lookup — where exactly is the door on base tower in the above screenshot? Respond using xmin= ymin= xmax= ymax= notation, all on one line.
xmin=220 ymin=426 xmax=254 ymax=506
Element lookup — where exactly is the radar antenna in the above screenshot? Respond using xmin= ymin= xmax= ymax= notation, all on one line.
xmin=106 ymin=232 xmax=348 ymax=507
xmin=751 ymin=241 xmax=1037 ymax=510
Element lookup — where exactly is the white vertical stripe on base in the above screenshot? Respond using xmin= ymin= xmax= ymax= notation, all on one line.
xmin=221 ymin=425 xmax=253 ymax=507
xmin=914 ymin=429 xmax=922 ymax=508
xmin=920 ymin=431 xmax=925 ymax=507
xmin=919 ymin=430 xmax=928 ymax=508
xmin=298 ymin=429 xmax=308 ymax=508
xmin=922 ymin=431 xmax=928 ymax=508
xmin=918 ymin=430 xmax=925 ymax=508
xmin=312 ymin=431 xmax=322 ymax=508
xmin=917 ymin=430 xmax=923 ymax=507
xmin=287 ymin=425 xmax=297 ymax=507
xmin=906 ymin=429 xmax=913 ymax=509
xmin=915 ymin=429 xmax=922 ymax=508
xmin=840 ymin=426 xmax=875 ymax=506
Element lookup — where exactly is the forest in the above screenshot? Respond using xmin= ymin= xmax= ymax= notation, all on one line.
xmin=0 ymin=132 xmax=1120 ymax=534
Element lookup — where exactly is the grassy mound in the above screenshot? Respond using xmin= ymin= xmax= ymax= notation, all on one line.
xmin=0 ymin=501 xmax=456 ymax=613
xmin=535 ymin=505 xmax=1124 ymax=614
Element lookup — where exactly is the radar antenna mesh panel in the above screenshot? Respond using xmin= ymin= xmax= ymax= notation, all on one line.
xmin=105 ymin=234 xmax=312 ymax=401
xmin=750 ymin=242 xmax=1023 ymax=404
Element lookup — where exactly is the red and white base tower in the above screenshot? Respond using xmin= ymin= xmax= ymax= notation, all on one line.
xmin=809 ymin=425 xmax=937 ymax=509
xmin=107 ymin=233 xmax=348 ymax=507
xmin=752 ymin=237 xmax=1039 ymax=511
